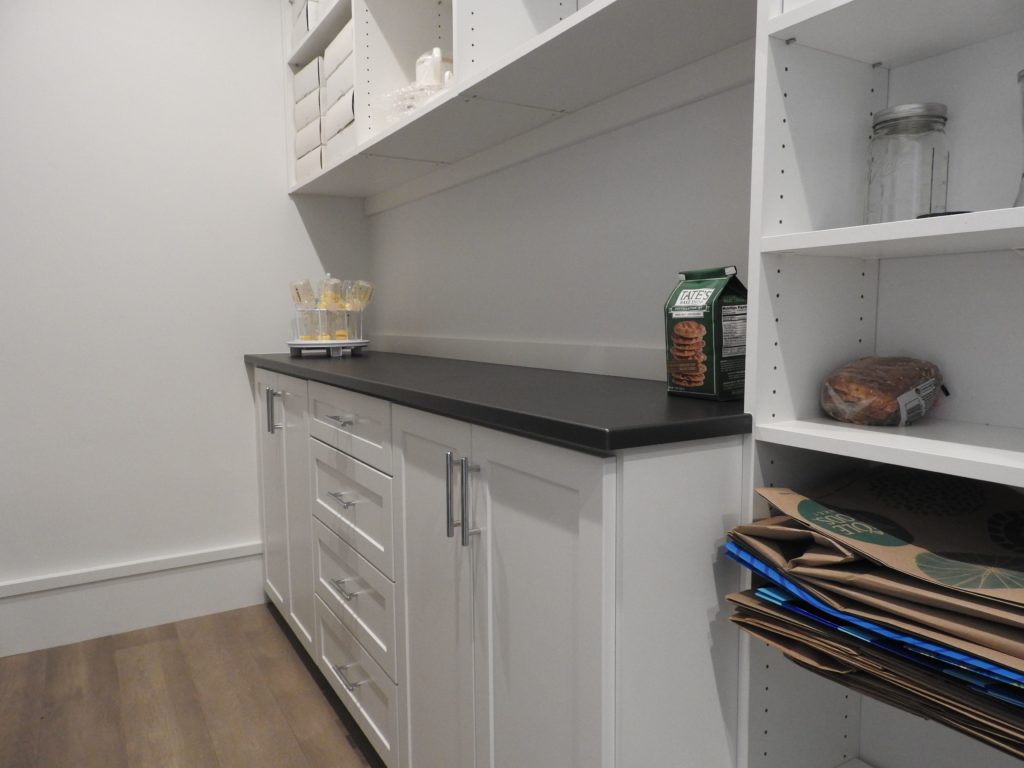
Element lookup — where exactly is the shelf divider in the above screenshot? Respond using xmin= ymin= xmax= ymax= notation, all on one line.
xmin=761 ymin=208 xmax=1024 ymax=260
xmin=766 ymin=0 xmax=1024 ymax=68
xmin=755 ymin=417 xmax=1024 ymax=487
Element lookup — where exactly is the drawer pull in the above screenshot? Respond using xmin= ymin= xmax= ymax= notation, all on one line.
xmin=325 ymin=414 xmax=355 ymax=428
xmin=460 ymin=457 xmax=481 ymax=547
xmin=327 ymin=490 xmax=359 ymax=509
xmin=265 ymin=387 xmax=283 ymax=434
xmin=445 ymin=451 xmax=456 ymax=538
xmin=333 ymin=662 xmax=369 ymax=692
xmin=330 ymin=577 xmax=365 ymax=601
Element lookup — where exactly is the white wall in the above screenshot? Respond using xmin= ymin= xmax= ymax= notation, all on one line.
xmin=0 ymin=0 xmax=369 ymax=654
xmin=367 ymin=84 xmax=753 ymax=380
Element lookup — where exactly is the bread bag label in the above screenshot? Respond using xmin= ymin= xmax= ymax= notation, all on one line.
xmin=664 ymin=265 xmax=747 ymax=400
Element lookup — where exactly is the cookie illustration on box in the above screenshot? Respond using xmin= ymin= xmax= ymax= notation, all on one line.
xmin=663 ymin=266 xmax=747 ymax=400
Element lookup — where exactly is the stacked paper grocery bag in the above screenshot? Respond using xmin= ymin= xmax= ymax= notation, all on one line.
xmin=292 ymin=19 xmax=355 ymax=184
xmin=321 ymin=20 xmax=356 ymax=167
xmin=726 ymin=466 xmax=1024 ymax=760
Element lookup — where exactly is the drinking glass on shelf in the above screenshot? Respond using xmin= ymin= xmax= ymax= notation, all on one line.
xmin=1014 ymin=69 xmax=1024 ymax=206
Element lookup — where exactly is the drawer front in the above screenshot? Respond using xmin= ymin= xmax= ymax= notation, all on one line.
xmin=308 ymin=382 xmax=392 ymax=474
xmin=315 ymin=596 xmax=399 ymax=768
xmin=314 ymin=518 xmax=397 ymax=682
xmin=311 ymin=437 xmax=395 ymax=579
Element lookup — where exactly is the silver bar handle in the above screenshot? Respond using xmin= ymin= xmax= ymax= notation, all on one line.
xmin=445 ymin=451 xmax=456 ymax=538
xmin=330 ymin=577 xmax=364 ymax=601
xmin=265 ymin=387 xmax=283 ymax=434
xmin=460 ymin=457 xmax=480 ymax=547
xmin=333 ymin=663 xmax=368 ymax=692
xmin=325 ymin=414 xmax=355 ymax=428
xmin=327 ymin=490 xmax=358 ymax=509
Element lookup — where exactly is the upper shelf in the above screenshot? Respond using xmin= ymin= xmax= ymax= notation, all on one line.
xmin=767 ymin=0 xmax=1024 ymax=68
xmin=756 ymin=418 xmax=1024 ymax=488
xmin=291 ymin=0 xmax=755 ymax=197
xmin=761 ymin=208 xmax=1024 ymax=260
xmin=288 ymin=0 xmax=351 ymax=68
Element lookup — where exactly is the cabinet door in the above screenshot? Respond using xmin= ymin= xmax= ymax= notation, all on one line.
xmin=471 ymin=427 xmax=612 ymax=768
xmin=281 ymin=373 xmax=313 ymax=651
xmin=255 ymin=369 xmax=288 ymax=612
xmin=393 ymin=406 xmax=475 ymax=768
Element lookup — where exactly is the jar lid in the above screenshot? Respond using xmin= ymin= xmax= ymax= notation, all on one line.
xmin=873 ymin=103 xmax=947 ymax=128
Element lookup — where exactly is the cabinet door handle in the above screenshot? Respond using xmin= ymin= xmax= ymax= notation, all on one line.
xmin=327 ymin=490 xmax=359 ymax=509
xmin=265 ymin=387 xmax=283 ymax=434
xmin=445 ymin=451 xmax=456 ymax=538
xmin=333 ymin=662 xmax=368 ymax=692
xmin=325 ymin=414 xmax=355 ymax=428
xmin=460 ymin=457 xmax=481 ymax=547
xmin=330 ymin=577 xmax=365 ymax=601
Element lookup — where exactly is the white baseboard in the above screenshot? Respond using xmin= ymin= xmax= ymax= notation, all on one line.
xmin=0 ymin=543 xmax=265 ymax=658
xmin=371 ymin=332 xmax=665 ymax=380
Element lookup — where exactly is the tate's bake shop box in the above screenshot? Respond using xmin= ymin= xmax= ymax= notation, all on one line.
xmin=664 ymin=265 xmax=747 ymax=401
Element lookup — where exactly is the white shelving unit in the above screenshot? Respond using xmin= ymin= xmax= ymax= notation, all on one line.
xmin=743 ymin=0 xmax=1024 ymax=766
xmin=282 ymin=0 xmax=755 ymax=198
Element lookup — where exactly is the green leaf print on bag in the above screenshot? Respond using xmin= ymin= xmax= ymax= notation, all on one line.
xmin=916 ymin=552 xmax=1024 ymax=590
xmin=796 ymin=500 xmax=912 ymax=546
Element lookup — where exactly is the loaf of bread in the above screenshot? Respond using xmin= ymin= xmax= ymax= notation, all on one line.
xmin=820 ymin=356 xmax=942 ymax=426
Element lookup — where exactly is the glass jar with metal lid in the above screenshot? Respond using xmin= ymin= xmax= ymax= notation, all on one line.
xmin=867 ymin=102 xmax=949 ymax=223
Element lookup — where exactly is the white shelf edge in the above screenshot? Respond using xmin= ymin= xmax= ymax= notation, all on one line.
xmin=761 ymin=208 xmax=1024 ymax=259
xmin=766 ymin=0 xmax=852 ymax=36
xmin=755 ymin=418 xmax=1024 ymax=487
xmin=287 ymin=0 xmax=353 ymax=68
xmin=363 ymin=40 xmax=754 ymax=215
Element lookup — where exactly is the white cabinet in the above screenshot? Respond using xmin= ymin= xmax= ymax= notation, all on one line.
xmin=394 ymin=404 xmax=744 ymax=768
xmin=393 ymin=405 xmax=612 ymax=768
xmin=743 ymin=1 xmax=1024 ymax=766
xmin=254 ymin=368 xmax=314 ymax=652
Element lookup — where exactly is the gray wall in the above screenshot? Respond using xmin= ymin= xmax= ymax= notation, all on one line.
xmin=0 ymin=0 xmax=368 ymax=591
xmin=368 ymin=84 xmax=753 ymax=380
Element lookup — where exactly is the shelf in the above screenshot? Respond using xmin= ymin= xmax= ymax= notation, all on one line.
xmin=291 ymin=0 xmax=755 ymax=197
xmin=761 ymin=208 xmax=1024 ymax=260
xmin=756 ymin=417 xmax=1024 ymax=487
xmin=288 ymin=0 xmax=352 ymax=68
xmin=837 ymin=761 xmax=876 ymax=768
xmin=767 ymin=0 xmax=1024 ymax=68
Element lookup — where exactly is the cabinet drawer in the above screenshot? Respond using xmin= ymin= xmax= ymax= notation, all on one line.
xmin=313 ymin=518 xmax=397 ymax=682
xmin=309 ymin=382 xmax=392 ymax=474
xmin=315 ymin=596 xmax=399 ymax=768
xmin=311 ymin=437 xmax=395 ymax=580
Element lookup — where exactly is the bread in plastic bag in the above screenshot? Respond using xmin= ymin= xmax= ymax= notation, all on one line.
xmin=820 ymin=356 xmax=942 ymax=426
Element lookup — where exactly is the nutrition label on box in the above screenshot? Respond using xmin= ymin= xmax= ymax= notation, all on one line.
xmin=722 ymin=305 xmax=747 ymax=358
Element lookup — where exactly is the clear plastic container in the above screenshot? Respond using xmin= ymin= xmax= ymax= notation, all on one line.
xmin=294 ymin=309 xmax=349 ymax=341
xmin=867 ymin=103 xmax=949 ymax=223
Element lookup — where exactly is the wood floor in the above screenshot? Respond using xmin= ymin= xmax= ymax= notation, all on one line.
xmin=0 ymin=603 xmax=385 ymax=768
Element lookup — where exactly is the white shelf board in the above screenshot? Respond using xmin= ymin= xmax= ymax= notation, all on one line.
xmin=767 ymin=0 xmax=1024 ymax=68
xmin=288 ymin=0 xmax=352 ymax=68
xmin=761 ymin=208 xmax=1024 ymax=260
xmin=756 ymin=418 xmax=1024 ymax=487
xmin=463 ymin=0 xmax=755 ymax=113
xmin=290 ymin=0 xmax=755 ymax=198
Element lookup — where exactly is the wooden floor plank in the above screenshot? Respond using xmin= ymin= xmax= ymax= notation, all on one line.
xmin=0 ymin=604 xmax=379 ymax=768
xmin=35 ymin=636 xmax=129 ymax=768
xmin=175 ymin=608 xmax=315 ymax=768
xmin=241 ymin=606 xmax=378 ymax=768
xmin=115 ymin=636 xmax=221 ymax=768
xmin=0 ymin=649 xmax=47 ymax=768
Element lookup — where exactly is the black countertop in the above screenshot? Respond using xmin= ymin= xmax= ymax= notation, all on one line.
xmin=245 ymin=352 xmax=750 ymax=456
